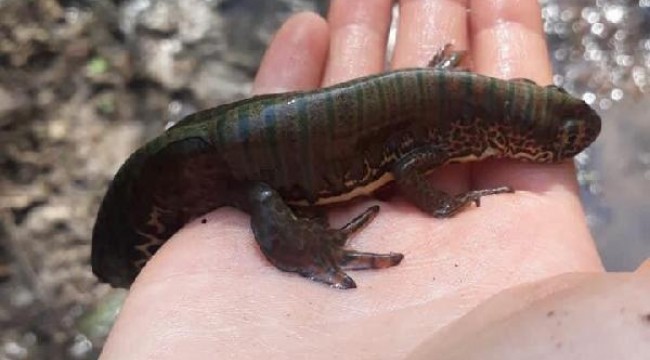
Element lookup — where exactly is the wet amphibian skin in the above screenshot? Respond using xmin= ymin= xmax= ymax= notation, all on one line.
xmin=92 ymin=46 xmax=601 ymax=289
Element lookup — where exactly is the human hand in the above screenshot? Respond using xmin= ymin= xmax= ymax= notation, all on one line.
xmin=100 ymin=1 xmax=604 ymax=358
xmin=409 ymin=260 xmax=650 ymax=359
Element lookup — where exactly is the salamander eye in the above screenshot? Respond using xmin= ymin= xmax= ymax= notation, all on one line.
xmin=562 ymin=120 xmax=580 ymax=144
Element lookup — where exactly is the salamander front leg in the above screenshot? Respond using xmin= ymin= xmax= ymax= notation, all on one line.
xmin=393 ymin=146 xmax=514 ymax=218
xmin=243 ymin=183 xmax=403 ymax=289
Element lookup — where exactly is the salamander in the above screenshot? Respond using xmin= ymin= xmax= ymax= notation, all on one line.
xmin=91 ymin=46 xmax=601 ymax=289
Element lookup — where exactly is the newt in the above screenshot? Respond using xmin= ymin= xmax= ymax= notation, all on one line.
xmin=91 ymin=46 xmax=601 ymax=289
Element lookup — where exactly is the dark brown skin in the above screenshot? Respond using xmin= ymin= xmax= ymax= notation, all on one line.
xmin=92 ymin=43 xmax=600 ymax=289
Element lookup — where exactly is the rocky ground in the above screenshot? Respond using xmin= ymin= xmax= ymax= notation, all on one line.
xmin=0 ymin=0 xmax=324 ymax=358
xmin=0 ymin=0 xmax=647 ymax=359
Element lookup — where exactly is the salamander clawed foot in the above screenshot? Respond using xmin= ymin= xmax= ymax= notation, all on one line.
xmin=393 ymin=147 xmax=516 ymax=218
xmin=246 ymin=183 xmax=403 ymax=289
xmin=255 ymin=206 xmax=402 ymax=289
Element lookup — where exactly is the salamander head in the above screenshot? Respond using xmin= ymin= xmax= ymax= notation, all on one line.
xmin=552 ymin=94 xmax=601 ymax=160
xmin=498 ymin=85 xmax=601 ymax=163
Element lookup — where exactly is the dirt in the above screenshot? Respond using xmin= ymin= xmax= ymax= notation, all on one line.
xmin=0 ymin=0 xmax=325 ymax=358
xmin=0 ymin=0 xmax=154 ymax=357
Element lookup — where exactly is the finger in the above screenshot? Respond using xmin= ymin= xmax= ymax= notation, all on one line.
xmin=467 ymin=0 xmax=601 ymax=268
xmin=322 ymin=0 xmax=393 ymax=85
xmin=393 ymin=0 xmax=471 ymax=194
xmin=469 ymin=0 xmax=552 ymax=83
xmin=253 ymin=12 xmax=329 ymax=94
xmin=468 ymin=0 xmax=566 ymax=192
xmin=392 ymin=0 xmax=469 ymax=68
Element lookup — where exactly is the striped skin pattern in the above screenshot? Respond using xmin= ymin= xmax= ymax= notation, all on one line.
xmin=92 ymin=50 xmax=601 ymax=289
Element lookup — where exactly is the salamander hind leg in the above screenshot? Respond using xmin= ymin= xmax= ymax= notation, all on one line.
xmin=291 ymin=206 xmax=330 ymax=227
xmin=243 ymin=183 xmax=403 ymax=289
xmin=393 ymin=146 xmax=514 ymax=218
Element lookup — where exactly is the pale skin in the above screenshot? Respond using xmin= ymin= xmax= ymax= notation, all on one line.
xmin=100 ymin=1 xmax=650 ymax=359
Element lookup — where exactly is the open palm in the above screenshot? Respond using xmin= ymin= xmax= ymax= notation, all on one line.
xmin=101 ymin=1 xmax=603 ymax=359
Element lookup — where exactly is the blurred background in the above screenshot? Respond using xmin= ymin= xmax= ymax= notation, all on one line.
xmin=0 ymin=0 xmax=648 ymax=358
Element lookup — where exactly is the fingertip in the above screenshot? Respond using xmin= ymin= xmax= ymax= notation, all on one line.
xmin=392 ymin=0 xmax=469 ymax=69
xmin=470 ymin=0 xmax=545 ymax=36
xmin=253 ymin=12 xmax=329 ymax=94
xmin=323 ymin=0 xmax=393 ymax=84
xmin=469 ymin=0 xmax=552 ymax=83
